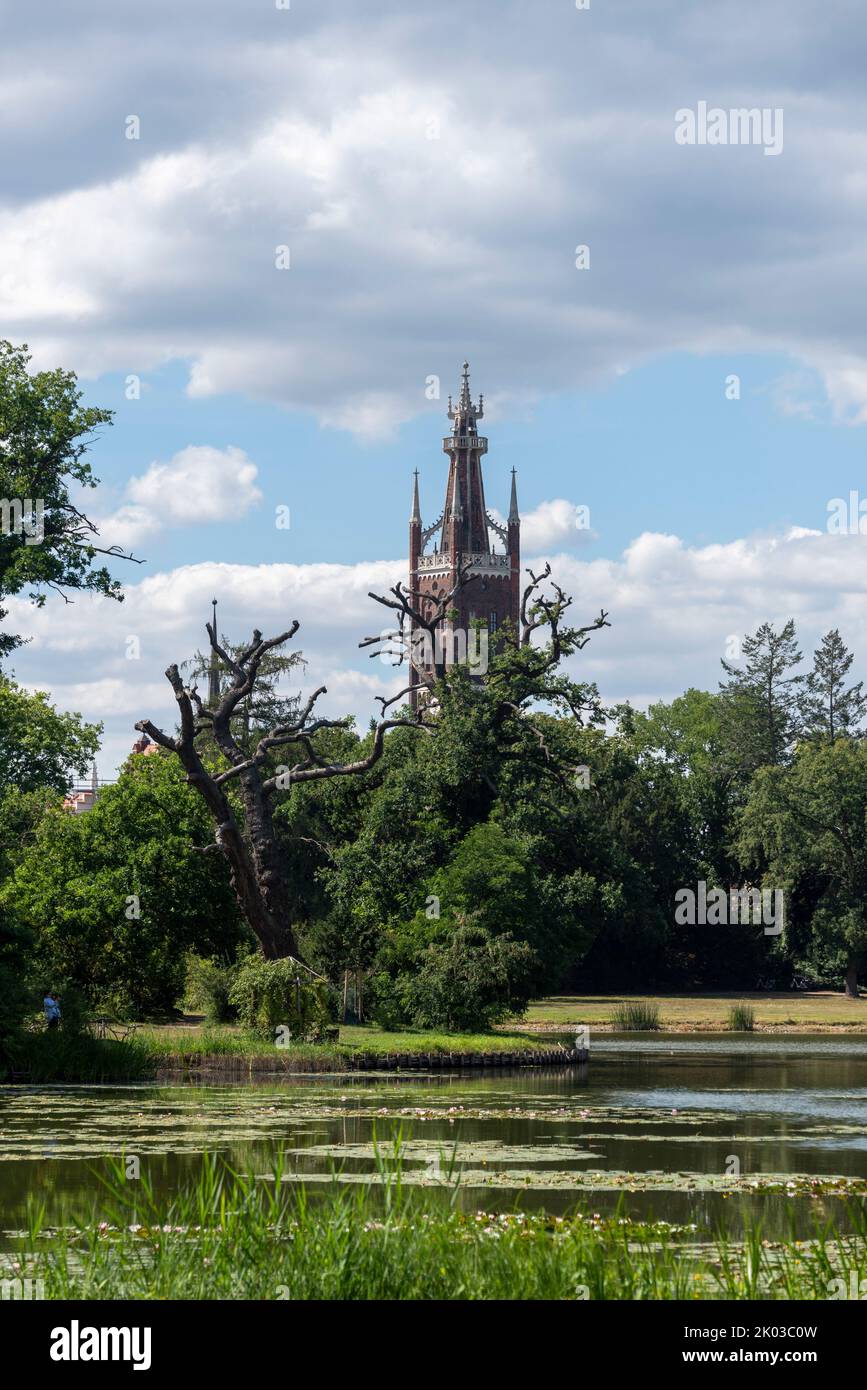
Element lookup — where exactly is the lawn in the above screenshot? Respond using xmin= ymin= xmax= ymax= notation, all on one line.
xmin=516 ymin=992 xmax=867 ymax=1031
xmin=133 ymin=1019 xmax=552 ymax=1062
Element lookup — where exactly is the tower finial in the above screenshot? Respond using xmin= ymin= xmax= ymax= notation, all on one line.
xmin=508 ymin=467 xmax=519 ymax=525
xmin=410 ymin=469 xmax=421 ymax=524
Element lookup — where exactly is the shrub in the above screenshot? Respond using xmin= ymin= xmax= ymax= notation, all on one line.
xmin=612 ymin=1001 xmax=660 ymax=1031
xmin=228 ymin=956 xmax=331 ymax=1042
xmin=183 ymin=954 xmax=239 ymax=1023
xmin=366 ymin=972 xmax=407 ymax=1031
xmin=0 ymin=903 xmax=30 ymax=1046
xmin=729 ymin=1003 xmax=755 ymax=1031
xmin=403 ymin=924 xmax=536 ymax=1032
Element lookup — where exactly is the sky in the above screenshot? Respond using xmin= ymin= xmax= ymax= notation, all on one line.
xmin=4 ymin=0 xmax=867 ymax=775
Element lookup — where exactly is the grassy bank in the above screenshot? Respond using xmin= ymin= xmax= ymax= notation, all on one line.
xmin=12 ymin=1152 xmax=867 ymax=1300
xmin=139 ymin=1023 xmax=556 ymax=1075
xmin=3 ymin=1022 xmax=555 ymax=1083
xmin=4 ymin=1031 xmax=155 ymax=1083
xmin=517 ymin=992 xmax=867 ymax=1032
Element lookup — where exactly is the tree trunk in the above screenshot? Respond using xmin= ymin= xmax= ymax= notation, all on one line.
xmin=236 ymin=769 xmax=300 ymax=959
xmin=174 ymin=743 xmax=301 ymax=961
xmin=845 ymin=960 xmax=860 ymax=999
xmin=138 ymin=624 xmax=434 ymax=968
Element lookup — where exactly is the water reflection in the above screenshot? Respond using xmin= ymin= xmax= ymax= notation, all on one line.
xmin=1 ymin=1033 xmax=865 ymax=1243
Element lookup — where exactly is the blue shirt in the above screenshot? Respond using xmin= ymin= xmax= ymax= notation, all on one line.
xmin=44 ymin=996 xmax=60 ymax=1021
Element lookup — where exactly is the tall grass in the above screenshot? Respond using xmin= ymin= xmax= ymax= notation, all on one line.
xmin=729 ymin=1004 xmax=756 ymax=1032
xmin=4 ymin=1031 xmax=154 ymax=1083
xmin=612 ymin=1001 xmax=661 ymax=1032
xmin=13 ymin=1146 xmax=864 ymax=1300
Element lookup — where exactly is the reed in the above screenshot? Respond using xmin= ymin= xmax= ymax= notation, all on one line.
xmin=612 ymin=1001 xmax=661 ymax=1031
xmin=728 ymin=1004 xmax=756 ymax=1032
xmin=12 ymin=1145 xmax=864 ymax=1301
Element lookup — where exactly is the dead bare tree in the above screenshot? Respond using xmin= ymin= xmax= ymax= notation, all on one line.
xmin=136 ymin=619 xmax=432 ymax=961
xmin=359 ymin=560 xmax=476 ymax=712
xmin=364 ymin=562 xmax=610 ymax=801
xmin=137 ymin=565 xmax=606 ymax=964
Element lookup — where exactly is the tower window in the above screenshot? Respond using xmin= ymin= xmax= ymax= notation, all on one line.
xmin=489 ymin=611 xmax=498 ymax=633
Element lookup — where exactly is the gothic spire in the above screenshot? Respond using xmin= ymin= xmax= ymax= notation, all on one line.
xmin=410 ymin=469 xmax=421 ymax=524
xmin=508 ymin=467 xmax=520 ymax=524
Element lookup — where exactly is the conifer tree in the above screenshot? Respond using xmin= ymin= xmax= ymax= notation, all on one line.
xmin=799 ymin=628 xmax=866 ymax=741
xmin=719 ymin=619 xmax=803 ymax=772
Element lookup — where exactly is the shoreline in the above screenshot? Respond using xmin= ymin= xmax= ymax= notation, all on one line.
xmin=511 ymin=1021 xmax=867 ymax=1035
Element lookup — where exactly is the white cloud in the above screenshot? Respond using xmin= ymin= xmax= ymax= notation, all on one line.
xmin=497 ymin=499 xmax=597 ymax=554
xmin=4 ymin=3 xmax=867 ymax=434
xmin=97 ymin=445 xmax=262 ymax=548
xmin=10 ymin=524 xmax=867 ymax=776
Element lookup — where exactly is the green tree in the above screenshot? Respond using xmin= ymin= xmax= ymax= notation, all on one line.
xmin=719 ymin=620 xmax=803 ymax=773
xmin=403 ymin=923 xmax=537 ymax=1031
xmin=3 ymin=752 xmax=246 ymax=1016
xmin=0 ymin=341 xmax=138 ymax=659
xmin=799 ymin=629 xmax=866 ymax=741
xmin=624 ymin=690 xmax=734 ymax=881
xmin=738 ymin=739 xmax=867 ymax=997
xmin=0 ymin=900 xmax=30 ymax=1046
xmin=0 ymin=676 xmax=101 ymax=795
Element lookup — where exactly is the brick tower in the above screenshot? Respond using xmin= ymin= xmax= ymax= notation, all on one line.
xmin=409 ymin=363 xmax=520 ymax=706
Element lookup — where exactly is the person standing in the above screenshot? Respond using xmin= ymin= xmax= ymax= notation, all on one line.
xmin=43 ymin=990 xmax=61 ymax=1030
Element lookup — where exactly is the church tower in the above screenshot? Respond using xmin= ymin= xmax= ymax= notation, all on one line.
xmin=409 ymin=363 xmax=520 ymax=705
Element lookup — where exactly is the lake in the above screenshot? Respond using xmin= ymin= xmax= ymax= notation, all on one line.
xmin=2 ymin=1033 xmax=866 ymax=1244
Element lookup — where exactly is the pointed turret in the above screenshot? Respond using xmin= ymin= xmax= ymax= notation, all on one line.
xmin=508 ymin=468 xmax=519 ymax=524
xmin=410 ymin=470 xmax=421 ymax=524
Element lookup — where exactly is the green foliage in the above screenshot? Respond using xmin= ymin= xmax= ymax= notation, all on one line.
xmin=719 ymin=619 xmax=803 ymax=773
xmin=799 ymin=629 xmax=867 ymax=740
xmin=0 ymin=678 xmax=101 ymax=795
xmin=183 ymin=954 xmax=239 ymax=1023
xmin=729 ymin=1004 xmax=755 ymax=1031
xmin=228 ymin=956 xmax=331 ymax=1041
xmin=0 ymin=340 xmax=125 ymax=660
xmin=5 ymin=1030 xmax=153 ymax=1082
xmin=402 ymin=923 xmax=537 ymax=1031
xmin=2 ymin=753 xmax=245 ymax=1017
xmin=612 ymin=1001 xmax=660 ymax=1031
xmin=738 ymin=738 xmax=867 ymax=993
xmin=21 ymin=1151 xmax=866 ymax=1301
xmin=0 ymin=899 xmax=30 ymax=1046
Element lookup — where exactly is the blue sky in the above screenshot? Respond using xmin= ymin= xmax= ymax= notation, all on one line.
xmin=5 ymin=0 xmax=867 ymax=773
xmin=82 ymin=348 xmax=850 ymax=576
